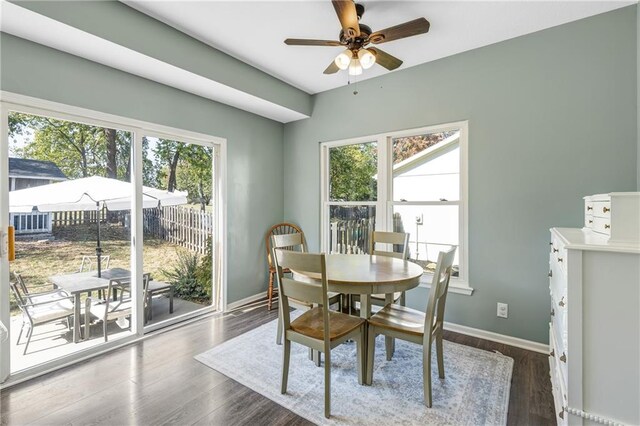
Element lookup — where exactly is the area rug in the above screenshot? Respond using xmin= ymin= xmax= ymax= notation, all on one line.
xmin=195 ymin=316 xmax=513 ymax=425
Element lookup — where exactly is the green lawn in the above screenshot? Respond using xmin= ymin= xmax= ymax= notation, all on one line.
xmin=9 ymin=223 xmax=190 ymax=313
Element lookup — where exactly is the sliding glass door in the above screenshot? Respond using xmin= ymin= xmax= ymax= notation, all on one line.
xmin=141 ymin=135 xmax=219 ymax=331
xmin=0 ymin=97 xmax=225 ymax=382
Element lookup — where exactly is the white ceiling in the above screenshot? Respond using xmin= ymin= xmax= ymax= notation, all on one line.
xmin=126 ymin=0 xmax=635 ymax=94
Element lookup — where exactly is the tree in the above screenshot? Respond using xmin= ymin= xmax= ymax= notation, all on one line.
xmin=392 ymin=131 xmax=456 ymax=164
xmin=9 ymin=112 xmax=132 ymax=181
xmin=104 ymin=128 xmax=118 ymax=179
xmin=154 ymin=139 xmax=185 ymax=192
xmin=329 ymin=143 xmax=377 ymax=201
xmin=176 ymin=146 xmax=213 ymax=210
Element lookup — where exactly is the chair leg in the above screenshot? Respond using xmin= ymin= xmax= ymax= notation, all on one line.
xmin=436 ymin=332 xmax=445 ymax=379
xmin=423 ymin=340 xmax=433 ymax=407
xmin=356 ymin=326 xmax=364 ymax=385
xmin=400 ymin=291 xmax=406 ymax=307
xmin=23 ymin=325 xmax=33 ymax=355
xmin=276 ymin=308 xmax=283 ymax=345
xmin=17 ymin=321 xmax=26 ymax=345
xmin=103 ymin=320 xmax=108 ymax=342
xmin=267 ymin=272 xmax=275 ymax=311
xmin=281 ymin=339 xmax=290 ymax=394
xmin=169 ymin=288 xmax=174 ymax=314
xmin=324 ymin=350 xmax=331 ymax=419
xmin=148 ymin=293 xmax=153 ymax=321
xmin=366 ymin=327 xmax=376 ymax=385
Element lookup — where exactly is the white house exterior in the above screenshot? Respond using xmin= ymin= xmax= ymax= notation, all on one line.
xmin=8 ymin=158 xmax=67 ymax=235
xmin=392 ymin=132 xmax=461 ymax=268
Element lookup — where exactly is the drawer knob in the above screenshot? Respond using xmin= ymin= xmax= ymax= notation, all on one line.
xmin=550 ymin=349 xmax=555 ymax=357
xmin=551 ymin=308 xmax=555 ymax=316
xmin=557 ymin=257 xmax=563 ymax=263
xmin=588 ymin=220 xmax=593 ymax=224
xmin=603 ymin=206 xmax=610 ymax=213
xmin=558 ymin=297 xmax=566 ymax=307
xmin=604 ymin=224 xmax=610 ymax=229
xmin=548 ymin=270 xmax=553 ymax=278
xmin=559 ymin=352 xmax=567 ymax=363
xmin=587 ymin=206 xmax=593 ymax=211
xmin=559 ymin=410 xmax=564 ymax=420
xmin=553 ymin=248 xmax=559 ymax=253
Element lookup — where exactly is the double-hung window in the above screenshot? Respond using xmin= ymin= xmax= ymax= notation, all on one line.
xmin=320 ymin=121 xmax=472 ymax=295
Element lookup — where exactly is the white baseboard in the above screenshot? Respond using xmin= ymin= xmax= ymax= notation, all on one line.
xmin=444 ymin=321 xmax=548 ymax=354
xmin=224 ymin=293 xmax=548 ymax=354
xmin=226 ymin=291 xmax=268 ymax=311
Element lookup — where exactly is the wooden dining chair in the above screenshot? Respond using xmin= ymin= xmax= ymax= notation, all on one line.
xmin=274 ymin=249 xmax=365 ymax=418
xmin=366 ymin=246 xmax=456 ymax=407
xmin=272 ymin=233 xmax=341 ymax=346
xmin=351 ymin=231 xmax=410 ymax=312
xmin=265 ymin=223 xmax=304 ymax=311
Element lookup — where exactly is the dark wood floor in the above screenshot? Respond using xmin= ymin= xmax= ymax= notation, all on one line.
xmin=1 ymin=303 xmax=555 ymax=425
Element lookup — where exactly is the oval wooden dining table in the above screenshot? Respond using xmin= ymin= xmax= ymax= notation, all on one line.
xmin=292 ymin=254 xmax=424 ymax=380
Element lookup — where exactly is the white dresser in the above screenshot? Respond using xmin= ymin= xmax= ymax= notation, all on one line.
xmin=549 ymin=192 xmax=640 ymax=426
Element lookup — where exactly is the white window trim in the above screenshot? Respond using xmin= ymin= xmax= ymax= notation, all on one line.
xmin=0 ymin=91 xmax=228 ymax=383
xmin=320 ymin=121 xmax=472 ymax=296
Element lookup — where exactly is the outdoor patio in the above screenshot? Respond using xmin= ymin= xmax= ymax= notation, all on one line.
xmin=9 ymin=295 xmax=205 ymax=372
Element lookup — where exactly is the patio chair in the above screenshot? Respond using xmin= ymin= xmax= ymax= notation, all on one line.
xmin=10 ymin=273 xmax=74 ymax=355
xmin=13 ymin=272 xmax=71 ymax=306
xmin=79 ymin=255 xmax=111 ymax=299
xmin=79 ymin=255 xmax=111 ymax=272
xmin=85 ymin=274 xmax=150 ymax=342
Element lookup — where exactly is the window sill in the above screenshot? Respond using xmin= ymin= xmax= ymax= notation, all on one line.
xmin=417 ymin=274 xmax=474 ymax=296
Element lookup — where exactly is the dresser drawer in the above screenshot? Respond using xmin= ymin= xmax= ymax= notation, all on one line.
xmin=551 ymin=294 xmax=567 ymax=356
xmin=549 ymin=253 xmax=567 ymax=299
xmin=549 ymin=324 xmax=568 ymax=426
xmin=592 ymin=200 xmax=611 ymax=218
xmin=592 ymin=216 xmax=611 ymax=236
xmin=584 ymin=214 xmax=594 ymax=229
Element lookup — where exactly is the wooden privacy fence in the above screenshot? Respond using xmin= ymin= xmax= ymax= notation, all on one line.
xmin=329 ymin=213 xmax=405 ymax=255
xmin=52 ymin=209 xmax=107 ymax=227
xmin=330 ymin=218 xmax=375 ymax=254
xmin=51 ymin=206 xmax=212 ymax=254
xmin=143 ymin=205 xmax=213 ymax=254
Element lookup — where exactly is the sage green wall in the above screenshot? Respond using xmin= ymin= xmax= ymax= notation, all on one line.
xmin=283 ymin=6 xmax=638 ymax=343
xmin=0 ymin=33 xmax=284 ymax=304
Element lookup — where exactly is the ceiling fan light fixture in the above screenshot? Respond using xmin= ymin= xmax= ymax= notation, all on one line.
xmin=358 ymin=48 xmax=376 ymax=69
xmin=348 ymin=58 xmax=363 ymax=76
xmin=334 ymin=49 xmax=353 ymax=70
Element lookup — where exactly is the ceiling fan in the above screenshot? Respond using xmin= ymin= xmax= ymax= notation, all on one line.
xmin=284 ymin=0 xmax=430 ymax=76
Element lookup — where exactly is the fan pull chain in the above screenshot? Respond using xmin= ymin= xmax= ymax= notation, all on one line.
xmin=348 ymin=74 xmax=359 ymax=95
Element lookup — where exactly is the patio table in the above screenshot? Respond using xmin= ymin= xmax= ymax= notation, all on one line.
xmin=50 ymin=268 xmax=131 ymax=343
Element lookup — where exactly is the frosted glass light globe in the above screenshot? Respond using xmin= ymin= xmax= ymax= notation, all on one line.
xmin=348 ymin=58 xmax=363 ymax=76
xmin=358 ymin=49 xmax=376 ymax=69
xmin=334 ymin=50 xmax=353 ymax=70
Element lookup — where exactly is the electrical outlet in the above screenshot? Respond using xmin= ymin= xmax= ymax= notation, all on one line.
xmin=497 ymin=303 xmax=508 ymax=318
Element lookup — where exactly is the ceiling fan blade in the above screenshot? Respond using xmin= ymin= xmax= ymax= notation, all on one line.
xmin=332 ymin=0 xmax=360 ymax=38
xmin=369 ymin=47 xmax=403 ymax=71
xmin=369 ymin=17 xmax=430 ymax=44
xmin=284 ymin=39 xmax=343 ymax=47
xmin=323 ymin=61 xmax=340 ymax=74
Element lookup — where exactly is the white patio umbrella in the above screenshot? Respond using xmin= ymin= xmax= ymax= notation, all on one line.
xmin=9 ymin=176 xmax=188 ymax=276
